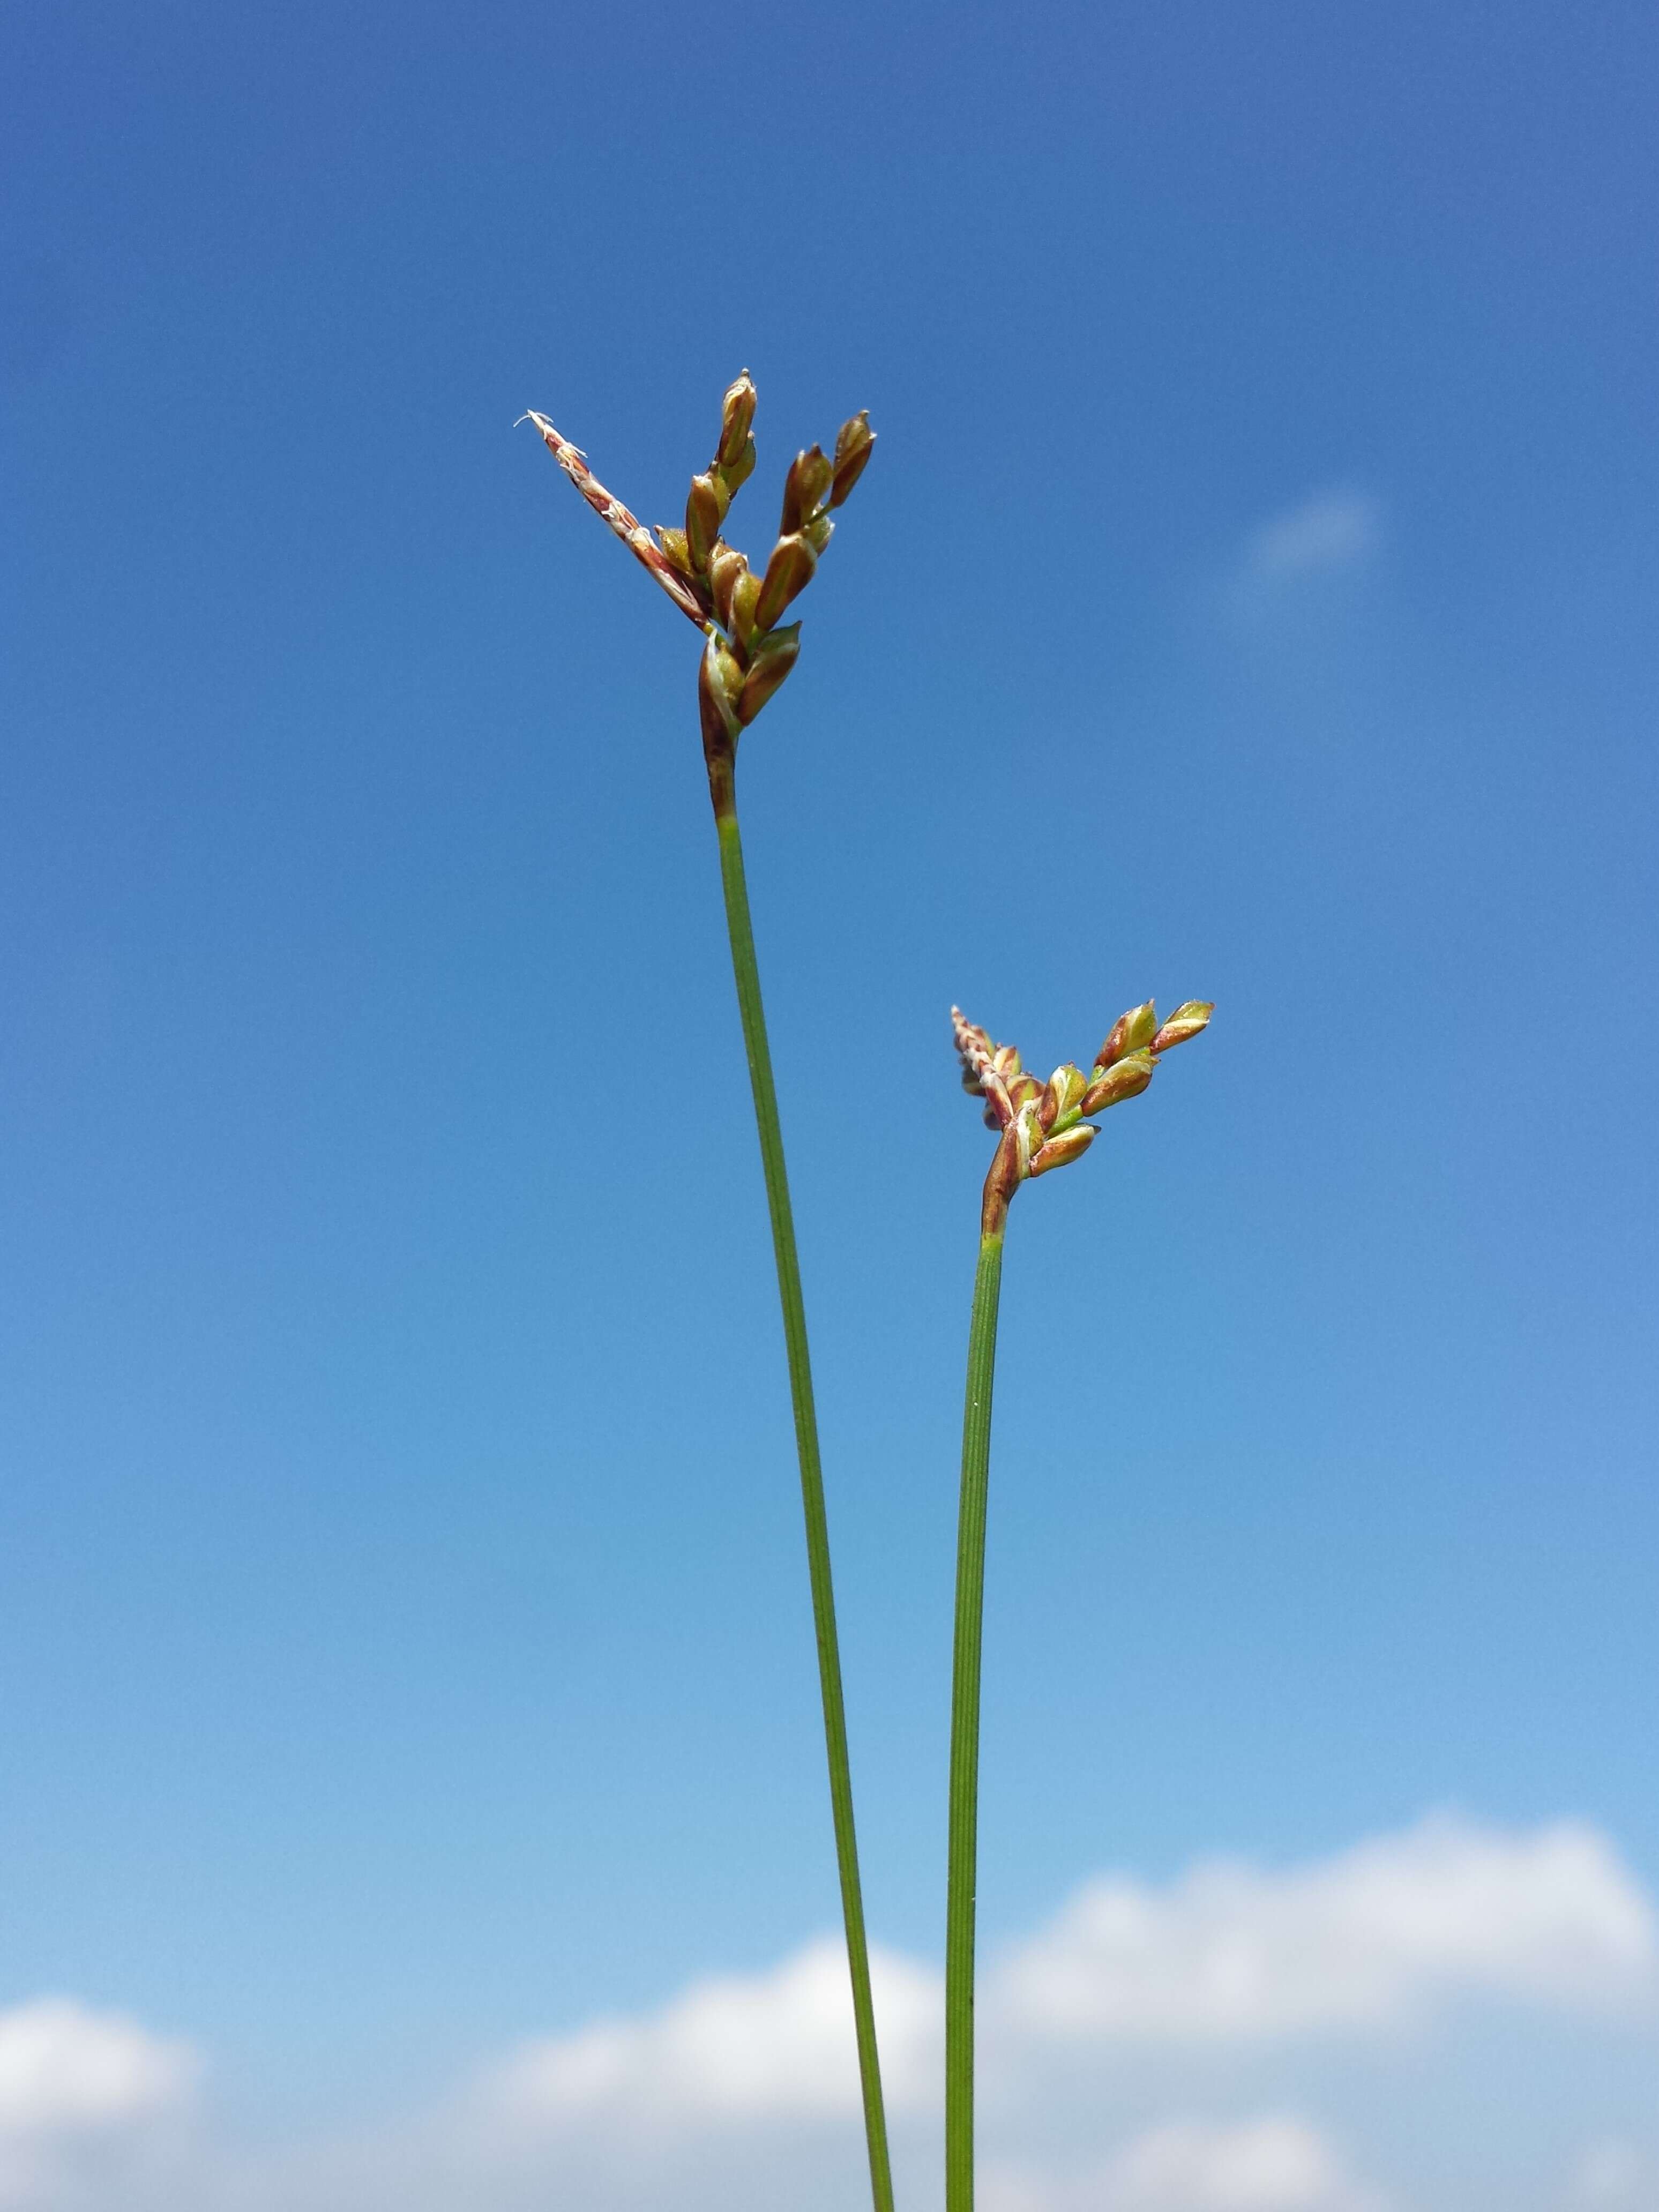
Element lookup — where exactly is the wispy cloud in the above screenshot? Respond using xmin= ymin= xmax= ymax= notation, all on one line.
xmin=0 ymin=1814 xmax=1653 ymax=2209
xmin=1240 ymin=492 xmax=1381 ymax=586
xmin=1568 ymin=2138 xmax=1659 ymax=2207
xmin=1226 ymin=489 xmax=1382 ymax=631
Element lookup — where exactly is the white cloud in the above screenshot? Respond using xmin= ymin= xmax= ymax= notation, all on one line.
xmin=467 ymin=1815 xmax=1658 ymax=2141
xmin=985 ymin=2118 xmax=1381 ymax=2212
xmin=1567 ymin=2138 xmax=1658 ymax=2207
xmin=0 ymin=1814 xmax=1654 ymax=2210
xmin=1100 ymin=2117 xmax=1376 ymax=2211
xmin=996 ymin=1814 xmax=1656 ymax=2043
xmin=0 ymin=2001 xmax=196 ymax=2136
xmin=1239 ymin=492 xmax=1380 ymax=585
xmin=477 ymin=1937 xmax=940 ymax=2126
xmin=982 ymin=2114 xmax=1380 ymax=2212
xmin=0 ymin=2002 xmax=197 ymax=2211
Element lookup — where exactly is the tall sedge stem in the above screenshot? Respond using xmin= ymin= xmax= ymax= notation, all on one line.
xmin=945 ymin=1225 xmax=1006 ymax=2212
xmin=713 ymin=798 xmax=896 ymax=2212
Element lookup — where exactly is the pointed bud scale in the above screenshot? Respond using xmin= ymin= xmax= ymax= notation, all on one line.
xmin=781 ymin=446 xmax=834 ymax=535
xmin=833 ymin=413 xmax=869 ymax=467
xmin=829 ymin=414 xmax=875 ymax=507
xmin=709 ymin=543 xmax=749 ymax=633
xmin=1080 ymin=1049 xmax=1155 ymax=1113
xmin=754 ymin=533 xmax=817 ymax=630
xmin=699 ymin=638 xmax=741 ymax=751
xmin=627 ymin=525 xmax=711 ymax=622
xmin=717 ymin=372 xmax=757 ymax=468
xmin=1029 ymin=1123 xmax=1097 ymax=1178
xmin=730 ymin=568 xmax=763 ymax=643
xmin=736 ymin=625 xmax=802 ymax=724
xmin=686 ymin=474 xmax=724 ymax=572
xmin=803 ymin=447 xmax=835 ymax=512
xmin=829 ymin=442 xmax=875 ymax=507
xmin=712 ymin=640 xmax=744 ymax=706
xmin=655 ymin=525 xmax=696 ymax=578
xmin=1008 ymin=1072 xmax=1042 ymax=1112
xmin=718 ymin=435 xmax=757 ymax=498
xmin=1096 ymin=1001 xmax=1157 ymax=1069
xmin=992 ymin=1043 xmax=1022 ymax=1081
xmin=1012 ymin=1098 xmax=1043 ymax=1180
xmin=1151 ymin=1000 xmax=1215 ymax=1053
xmin=832 ymin=416 xmax=871 ymax=467
xmin=1041 ymin=1063 xmax=1088 ymax=1130
xmin=979 ymin=1073 xmax=1013 ymax=1129
xmin=699 ymin=666 xmax=726 ymax=753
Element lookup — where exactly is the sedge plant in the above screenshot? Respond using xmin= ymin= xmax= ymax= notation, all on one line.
xmin=944 ymin=996 xmax=1214 ymax=2212
xmin=521 ymin=379 xmax=892 ymax=2212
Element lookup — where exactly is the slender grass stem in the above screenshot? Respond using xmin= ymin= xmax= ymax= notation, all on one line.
xmin=945 ymin=1226 xmax=1006 ymax=2212
xmin=713 ymin=799 xmax=896 ymax=2212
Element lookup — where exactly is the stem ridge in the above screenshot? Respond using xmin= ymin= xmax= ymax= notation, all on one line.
xmin=714 ymin=803 xmax=896 ymax=2212
xmin=946 ymin=1229 xmax=1006 ymax=2212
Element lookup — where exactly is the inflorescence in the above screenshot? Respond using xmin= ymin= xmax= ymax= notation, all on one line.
xmin=521 ymin=375 xmax=875 ymax=797
xmin=952 ymin=997 xmax=1214 ymax=1235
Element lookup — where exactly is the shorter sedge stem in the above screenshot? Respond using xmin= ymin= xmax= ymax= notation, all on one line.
xmin=945 ymin=1225 xmax=1006 ymax=2212
xmin=712 ymin=797 xmax=896 ymax=2212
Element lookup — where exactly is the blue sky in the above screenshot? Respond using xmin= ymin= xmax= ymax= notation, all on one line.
xmin=3 ymin=4 xmax=1656 ymax=2206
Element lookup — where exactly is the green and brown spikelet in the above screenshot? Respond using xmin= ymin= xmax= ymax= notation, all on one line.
xmin=521 ymin=375 xmax=875 ymax=809
xmin=951 ymin=996 xmax=1215 ymax=1235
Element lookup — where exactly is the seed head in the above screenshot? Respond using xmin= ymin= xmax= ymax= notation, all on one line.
xmin=718 ymin=371 xmax=757 ymax=469
xmin=1041 ymin=1063 xmax=1089 ymax=1130
xmin=1080 ymin=1049 xmax=1156 ymax=1113
xmin=1029 ymin=1123 xmax=1097 ymax=1177
xmin=522 ymin=376 xmax=877 ymax=793
xmin=729 ymin=567 xmax=763 ymax=644
xmin=698 ymin=634 xmax=742 ymax=751
xmin=781 ymin=446 xmax=835 ymax=535
xmin=1152 ymin=1000 xmax=1214 ymax=1053
xmin=1096 ymin=1002 xmax=1158 ymax=1069
xmin=829 ymin=413 xmax=876 ymax=507
xmin=656 ymin=526 xmax=696 ymax=579
xmin=754 ymin=533 xmax=818 ymax=631
xmin=737 ymin=626 xmax=801 ymax=724
xmin=709 ymin=543 xmax=751 ymax=633
xmin=952 ymin=997 xmax=1211 ymax=1231
xmin=685 ymin=474 xmax=726 ymax=573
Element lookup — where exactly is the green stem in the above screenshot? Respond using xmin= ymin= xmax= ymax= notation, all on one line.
xmin=713 ymin=800 xmax=896 ymax=2212
xmin=945 ymin=1227 xmax=1006 ymax=2212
